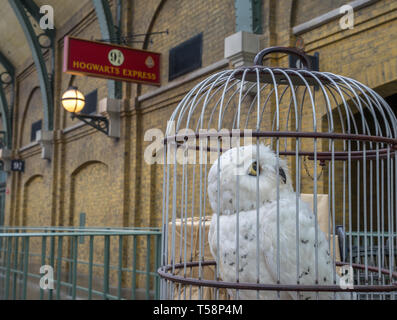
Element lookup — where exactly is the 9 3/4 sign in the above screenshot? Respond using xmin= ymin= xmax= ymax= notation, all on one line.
xmin=11 ymin=160 xmax=25 ymax=172
xmin=108 ymin=49 xmax=125 ymax=67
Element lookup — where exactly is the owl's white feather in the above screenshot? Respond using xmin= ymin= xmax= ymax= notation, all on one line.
xmin=207 ymin=144 xmax=352 ymax=300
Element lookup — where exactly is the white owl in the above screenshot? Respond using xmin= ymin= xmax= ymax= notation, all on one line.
xmin=207 ymin=144 xmax=352 ymax=300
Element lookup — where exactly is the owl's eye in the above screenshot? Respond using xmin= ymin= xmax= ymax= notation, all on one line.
xmin=248 ymin=161 xmax=260 ymax=176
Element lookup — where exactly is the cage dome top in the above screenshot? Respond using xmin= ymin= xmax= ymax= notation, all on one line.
xmin=166 ymin=47 xmax=397 ymax=155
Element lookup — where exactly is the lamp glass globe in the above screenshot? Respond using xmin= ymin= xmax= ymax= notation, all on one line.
xmin=62 ymin=88 xmax=85 ymax=113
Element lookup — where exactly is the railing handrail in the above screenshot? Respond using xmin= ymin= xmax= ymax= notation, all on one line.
xmin=0 ymin=226 xmax=160 ymax=230
xmin=346 ymin=231 xmax=397 ymax=238
xmin=0 ymin=226 xmax=161 ymax=237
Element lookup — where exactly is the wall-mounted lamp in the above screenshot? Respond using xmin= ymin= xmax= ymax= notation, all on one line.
xmin=61 ymin=86 xmax=110 ymax=135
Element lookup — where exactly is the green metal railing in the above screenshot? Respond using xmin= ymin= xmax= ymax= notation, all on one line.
xmin=344 ymin=231 xmax=397 ymax=267
xmin=0 ymin=227 xmax=161 ymax=300
xmin=342 ymin=231 xmax=397 ymax=300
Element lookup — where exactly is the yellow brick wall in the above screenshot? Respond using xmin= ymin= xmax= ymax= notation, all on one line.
xmin=4 ymin=0 xmax=396 ymax=228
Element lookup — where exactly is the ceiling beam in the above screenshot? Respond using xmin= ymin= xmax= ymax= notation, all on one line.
xmin=0 ymin=52 xmax=15 ymax=79
xmin=9 ymin=0 xmax=55 ymax=131
xmin=0 ymin=51 xmax=14 ymax=149
xmin=0 ymin=89 xmax=11 ymax=149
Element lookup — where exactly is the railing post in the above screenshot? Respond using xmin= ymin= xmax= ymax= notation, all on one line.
xmin=12 ymin=235 xmax=19 ymax=300
xmin=0 ymin=231 xmax=4 ymax=299
xmin=103 ymin=235 xmax=110 ymax=300
xmin=131 ymin=235 xmax=137 ymax=300
xmin=146 ymin=235 xmax=151 ymax=300
xmin=117 ymin=235 xmax=123 ymax=300
xmin=40 ymin=235 xmax=47 ymax=300
xmin=22 ymin=237 xmax=29 ymax=300
xmin=56 ymin=236 xmax=63 ymax=300
xmin=49 ymin=236 xmax=55 ymax=300
xmin=155 ymin=233 xmax=161 ymax=300
xmin=88 ymin=235 xmax=94 ymax=300
xmin=71 ymin=236 xmax=78 ymax=300
xmin=67 ymin=236 xmax=73 ymax=297
xmin=5 ymin=237 xmax=12 ymax=300
xmin=0 ymin=228 xmax=3 ymax=261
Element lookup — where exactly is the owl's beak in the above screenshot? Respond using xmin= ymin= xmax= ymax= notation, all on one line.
xmin=279 ymin=167 xmax=287 ymax=184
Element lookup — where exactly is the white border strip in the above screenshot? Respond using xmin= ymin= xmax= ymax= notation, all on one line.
xmin=19 ymin=141 xmax=39 ymax=153
xmin=293 ymin=0 xmax=379 ymax=35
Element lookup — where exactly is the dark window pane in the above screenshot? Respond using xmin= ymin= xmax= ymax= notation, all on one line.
xmin=31 ymin=120 xmax=42 ymax=142
xmin=169 ymin=33 xmax=203 ymax=81
xmin=82 ymin=89 xmax=98 ymax=115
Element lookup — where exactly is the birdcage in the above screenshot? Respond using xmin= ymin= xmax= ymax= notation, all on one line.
xmin=158 ymin=47 xmax=397 ymax=300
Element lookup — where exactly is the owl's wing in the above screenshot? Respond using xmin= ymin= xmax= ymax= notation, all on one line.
xmin=261 ymin=198 xmax=341 ymax=300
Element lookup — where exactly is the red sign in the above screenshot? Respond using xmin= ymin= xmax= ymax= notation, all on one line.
xmin=63 ymin=36 xmax=161 ymax=86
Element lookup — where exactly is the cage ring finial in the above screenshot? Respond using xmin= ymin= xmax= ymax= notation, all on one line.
xmin=253 ymin=46 xmax=312 ymax=70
